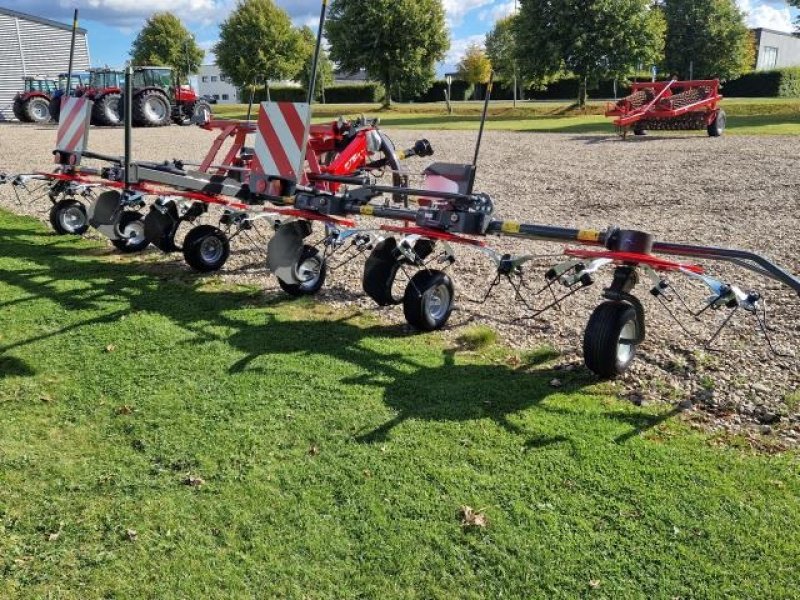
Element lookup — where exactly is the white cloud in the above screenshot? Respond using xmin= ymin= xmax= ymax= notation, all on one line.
xmin=480 ymin=1 xmax=516 ymax=22
xmin=737 ymin=0 xmax=795 ymax=33
xmin=442 ymin=0 xmax=495 ymax=27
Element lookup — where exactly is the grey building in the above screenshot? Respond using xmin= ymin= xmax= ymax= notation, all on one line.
xmin=0 ymin=7 xmax=91 ymax=120
xmin=752 ymin=28 xmax=800 ymax=71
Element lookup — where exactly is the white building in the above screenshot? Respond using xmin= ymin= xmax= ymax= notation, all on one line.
xmin=0 ymin=7 xmax=91 ymax=120
xmin=196 ymin=64 xmax=239 ymax=104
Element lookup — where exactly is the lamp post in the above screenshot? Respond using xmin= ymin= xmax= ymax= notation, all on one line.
xmin=446 ymin=74 xmax=453 ymax=114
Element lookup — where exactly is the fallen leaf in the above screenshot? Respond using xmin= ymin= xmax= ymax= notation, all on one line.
xmin=363 ymin=469 xmax=372 ymax=478
xmin=308 ymin=444 xmax=320 ymax=456
xmin=116 ymin=405 xmax=133 ymax=415
xmin=459 ymin=505 xmax=488 ymax=529
xmin=183 ymin=476 xmax=205 ymax=487
xmin=589 ymin=579 xmax=601 ymax=589
xmin=47 ymin=532 xmax=60 ymax=542
xmin=550 ymin=378 xmax=562 ymax=388
xmin=105 ymin=344 xmax=116 ymax=353
xmin=125 ymin=529 xmax=138 ymax=542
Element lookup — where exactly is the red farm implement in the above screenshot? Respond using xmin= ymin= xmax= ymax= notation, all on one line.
xmin=606 ymin=79 xmax=725 ymax=138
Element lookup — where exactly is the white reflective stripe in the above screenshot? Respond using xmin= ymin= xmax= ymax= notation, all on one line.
xmin=254 ymin=132 xmax=280 ymax=178
xmin=265 ymin=102 xmax=302 ymax=175
xmin=57 ymin=98 xmax=90 ymax=151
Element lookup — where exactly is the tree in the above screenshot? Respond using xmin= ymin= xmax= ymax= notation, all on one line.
xmin=214 ymin=0 xmax=305 ymax=88
xmin=515 ymin=0 xmax=665 ymax=107
xmin=297 ymin=26 xmax=334 ymax=101
xmin=485 ymin=16 xmax=517 ymax=85
xmin=326 ymin=0 xmax=449 ymax=107
xmin=130 ymin=13 xmax=204 ymax=77
xmin=662 ymin=0 xmax=755 ymax=80
xmin=458 ymin=44 xmax=492 ymax=84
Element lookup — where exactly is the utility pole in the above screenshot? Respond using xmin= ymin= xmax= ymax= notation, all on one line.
xmin=512 ymin=0 xmax=518 ymax=107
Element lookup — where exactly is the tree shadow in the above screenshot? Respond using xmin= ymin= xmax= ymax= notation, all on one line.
xmin=0 ymin=355 xmax=35 ymax=378
xmin=0 ymin=220 xmax=676 ymax=447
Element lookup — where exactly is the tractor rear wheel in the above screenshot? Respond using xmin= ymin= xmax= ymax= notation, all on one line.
xmin=403 ymin=270 xmax=454 ymax=332
xmin=24 ymin=97 xmax=51 ymax=124
xmin=132 ymin=90 xmax=170 ymax=127
xmin=183 ymin=225 xmax=230 ymax=272
xmin=707 ymin=109 xmax=726 ymax=137
xmin=583 ymin=301 xmax=640 ymax=378
xmin=13 ymin=98 xmax=29 ymax=122
xmin=92 ymin=93 xmax=121 ymax=126
xmin=49 ymin=200 xmax=89 ymax=235
xmin=111 ymin=211 xmax=150 ymax=253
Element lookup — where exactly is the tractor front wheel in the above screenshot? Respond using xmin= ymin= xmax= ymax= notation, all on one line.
xmin=13 ymin=98 xmax=29 ymax=122
xmin=24 ymin=97 xmax=51 ymax=124
xmin=133 ymin=90 xmax=170 ymax=127
xmin=277 ymin=244 xmax=327 ymax=297
xmin=707 ymin=109 xmax=726 ymax=137
xmin=583 ymin=301 xmax=640 ymax=378
xmin=111 ymin=211 xmax=150 ymax=253
xmin=49 ymin=200 xmax=89 ymax=235
xmin=183 ymin=225 xmax=230 ymax=272
xmin=403 ymin=270 xmax=454 ymax=332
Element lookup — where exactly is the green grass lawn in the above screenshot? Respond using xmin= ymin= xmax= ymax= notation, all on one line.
xmin=1 ymin=209 xmax=799 ymax=598
xmin=213 ymin=98 xmax=800 ymax=135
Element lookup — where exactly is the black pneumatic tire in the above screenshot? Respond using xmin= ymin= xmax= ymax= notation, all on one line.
xmin=24 ymin=97 xmax=51 ymax=124
xmin=277 ymin=244 xmax=327 ymax=297
xmin=48 ymin=95 xmax=62 ymax=122
xmin=403 ymin=270 xmax=454 ymax=332
xmin=13 ymin=98 xmax=29 ymax=122
xmin=92 ymin=93 xmax=121 ymax=126
xmin=182 ymin=225 xmax=230 ymax=272
xmin=49 ymin=199 xmax=89 ymax=235
xmin=132 ymin=90 xmax=170 ymax=127
xmin=111 ymin=211 xmax=150 ymax=253
xmin=583 ymin=301 xmax=640 ymax=378
xmin=707 ymin=109 xmax=726 ymax=137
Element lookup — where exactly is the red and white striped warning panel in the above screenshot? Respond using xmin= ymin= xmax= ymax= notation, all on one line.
xmin=55 ymin=97 xmax=93 ymax=154
xmin=252 ymin=101 xmax=311 ymax=184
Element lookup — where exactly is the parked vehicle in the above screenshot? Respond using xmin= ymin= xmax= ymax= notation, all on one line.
xmin=84 ymin=69 xmax=124 ymax=126
xmin=123 ymin=67 xmax=212 ymax=127
xmin=48 ymin=73 xmax=90 ymax=122
xmin=12 ymin=77 xmax=57 ymax=123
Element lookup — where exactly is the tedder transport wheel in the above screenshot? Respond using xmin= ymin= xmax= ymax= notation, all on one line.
xmin=13 ymin=98 xmax=29 ymax=122
xmin=133 ymin=90 xmax=170 ymax=127
xmin=92 ymin=93 xmax=121 ymax=126
xmin=278 ymin=244 xmax=327 ymax=297
xmin=583 ymin=301 xmax=640 ymax=378
xmin=707 ymin=109 xmax=726 ymax=137
xmin=183 ymin=225 xmax=230 ymax=272
xmin=363 ymin=238 xmax=436 ymax=306
xmin=24 ymin=97 xmax=51 ymax=124
xmin=49 ymin=200 xmax=89 ymax=235
xmin=403 ymin=270 xmax=454 ymax=332
xmin=111 ymin=211 xmax=150 ymax=253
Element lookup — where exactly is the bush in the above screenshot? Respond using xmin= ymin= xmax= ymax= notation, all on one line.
xmin=244 ymin=85 xmax=307 ymax=103
xmin=722 ymin=68 xmax=800 ymax=97
xmin=322 ymin=83 xmax=385 ymax=104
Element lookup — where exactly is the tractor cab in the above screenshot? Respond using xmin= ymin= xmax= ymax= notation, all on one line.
xmin=56 ymin=72 xmax=89 ymax=95
xmin=22 ymin=77 xmax=57 ymax=95
xmin=85 ymin=69 xmax=125 ymax=127
xmin=13 ymin=76 xmax=57 ymax=123
xmin=88 ymin=69 xmax=124 ymax=92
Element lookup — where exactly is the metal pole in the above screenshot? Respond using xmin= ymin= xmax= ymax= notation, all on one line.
xmin=306 ymin=0 xmax=329 ymax=105
xmin=512 ymin=0 xmax=518 ymax=108
xmin=65 ymin=9 xmax=79 ymax=98
xmin=473 ymin=70 xmax=494 ymax=168
xmin=124 ymin=65 xmax=133 ymax=189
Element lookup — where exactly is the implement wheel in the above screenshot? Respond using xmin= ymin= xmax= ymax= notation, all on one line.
xmin=49 ymin=200 xmax=88 ymax=235
xmin=183 ymin=225 xmax=230 ymax=272
xmin=583 ymin=301 xmax=640 ymax=378
xmin=403 ymin=270 xmax=454 ymax=332
xmin=707 ymin=109 xmax=726 ymax=137
xmin=277 ymin=244 xmax=327 ymax=297
xmin=111 ymin=211 xmax=149 ymax=253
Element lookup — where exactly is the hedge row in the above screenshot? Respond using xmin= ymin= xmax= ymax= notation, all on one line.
xmin=720 ymin=68 xmax=800 ymax=97
xmin=242 ymin=83 xmax=385 ymax=104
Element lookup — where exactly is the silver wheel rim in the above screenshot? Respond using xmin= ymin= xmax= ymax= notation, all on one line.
xmin=122 ymin=219 xmax=145 ymax=246
xmin=32 ymin=101 xmax=48 ymax=121
xmin=107 ymin=97 xmax=121 ymax=123
xmin=423 ymin=283 xmax=450 ymax=322
xmin=296 ymin=254 xmax=322 ymax=289
xmin=195 ymin=105 xmax=210 ymax=123
xmin=60 ymin=206 xmax=86 ymax=233
xmin=200 ymin=236 xmax=223 ymax=264
xmin=617 ymin=319 xmax=637 ymax=364
xmin=145 ymin=97 xmax=167 ymax=122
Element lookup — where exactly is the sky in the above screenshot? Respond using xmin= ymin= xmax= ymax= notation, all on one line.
xmin=3 ymin=0 xmax=798 ymax=74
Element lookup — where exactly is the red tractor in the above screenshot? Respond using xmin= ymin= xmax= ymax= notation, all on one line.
xmin=12 ymin=77 xmax=57 ymax=123
xmin=48 ymin=73 xmax=90 ymax=122
xmin=126 ymin=67 xmax=211 ymax=127
xmin=83 ymin=69 xmax=124 ymax=126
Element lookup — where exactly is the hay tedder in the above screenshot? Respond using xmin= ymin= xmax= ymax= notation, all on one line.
xmin=606 ymin=79 xmax=725 ymax=138
xmin=2 ymin=5 xmax=798 ymax=380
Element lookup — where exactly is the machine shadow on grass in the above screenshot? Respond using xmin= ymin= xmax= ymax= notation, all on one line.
xmin=0 ymin=223 xmax=672 ymax=446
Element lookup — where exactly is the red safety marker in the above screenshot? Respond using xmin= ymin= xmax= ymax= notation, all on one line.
xmin=252 ymin=101 xmax=311 ymax=184
xmin=55 ymin=97 xmax=93 ymax=155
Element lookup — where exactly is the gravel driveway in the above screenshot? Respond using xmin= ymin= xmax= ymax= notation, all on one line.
xmin=1 ymin=122 xmax=798 ymax=444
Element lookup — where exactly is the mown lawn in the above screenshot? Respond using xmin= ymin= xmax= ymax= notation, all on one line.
xmin=213 ymin=98 xmax=800 ymax=135
xmin=1 ymin=209 xmax=799 ymax=599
